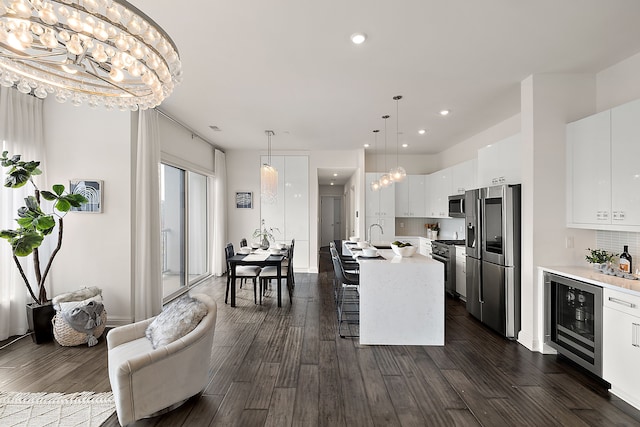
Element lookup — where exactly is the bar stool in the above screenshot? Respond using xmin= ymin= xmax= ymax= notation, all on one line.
xmin=330 ymin=246 xmax=360 ymax=338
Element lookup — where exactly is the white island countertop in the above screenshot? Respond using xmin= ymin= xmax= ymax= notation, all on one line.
xmin=344 ymin=243 xmax=444 ymax=346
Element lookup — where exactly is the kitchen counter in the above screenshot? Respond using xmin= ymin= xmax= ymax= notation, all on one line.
xmin=540 ymin=265 xmax=640 ymax=296
xmin=344 ymin=243 xmax=444 ymax=345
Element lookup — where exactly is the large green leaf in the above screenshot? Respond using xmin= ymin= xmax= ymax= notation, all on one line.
xmin=35 ymin=215 xmax=55 ymax=231
xmin=13 ymin=233 xmax=44 ymax=257
xmin=16 ymin=217 xmax=35 ymax=228
xmin=55 ymin=198 xmax=71 ymax=212
xmin=40 ymin=191 xmax=57 ymax=201
xmin=65 ymin=193 xmax=88 ymax=207
xmin=5 ymin=169 xmax=30 ymax=188
xmin=52 ymin=184 xmax=64 ymax=196
xmin=0 ymin=229 xmax=18 ymax=239
xmin=25 ymin=196 xmax=39 ymax=211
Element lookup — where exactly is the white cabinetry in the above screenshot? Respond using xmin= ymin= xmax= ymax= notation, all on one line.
xmin=566 ymin=111 xmax=611 ymax=226
xmin=365 ymin=173 xmax=396 ymax=242
xmin=261 ymin=155 xmax=309 ymax=269
xmin=611 ymin=99 xmax=640 ymax=226
xmin=603 ymin=288 xmax=640 ymax=410
xmin=428 ymin=168 xmax=452 ymax=218
xmin=455 ymin=246 xmax=466 ymax=299
xmin=477 ymin=134 xmax=521 ymax=187
xmin=366 ymin=173 xmax=395 ymax=218
xmin=395 ymin=175 xmax=426 ymax=217
xmin=452 ymin=159 xmax=477 ymax=195
xmin=567 ymin=99 xmax=640 ymax=230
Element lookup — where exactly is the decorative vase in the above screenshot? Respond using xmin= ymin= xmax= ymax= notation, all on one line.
xmin=26 ymin=301 xmax=55 ymax=344
xmin=261 ymin=236 xmax=270 ymax=250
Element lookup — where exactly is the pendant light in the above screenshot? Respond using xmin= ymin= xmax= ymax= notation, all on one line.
xmin=370 ymin=129 xmax=381 ymax=191
xmin=379 ymin=115 xmax=392 ymax=188
xmin=389 ymin=95 xmax=407 ymax=182
xmin=260 ymin=130 xmax=278 ymax=203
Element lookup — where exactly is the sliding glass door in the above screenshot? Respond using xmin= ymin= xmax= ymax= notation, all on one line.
xmin=161 ymin=163 xmax=209 ymax=300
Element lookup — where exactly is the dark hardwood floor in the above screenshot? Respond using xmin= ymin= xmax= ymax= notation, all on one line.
xmin=2 ymin=247 xmax=640 ymax=426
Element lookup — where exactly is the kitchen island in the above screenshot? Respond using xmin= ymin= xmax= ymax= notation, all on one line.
xmin=344 ymin=243 xmax=444 ymax=345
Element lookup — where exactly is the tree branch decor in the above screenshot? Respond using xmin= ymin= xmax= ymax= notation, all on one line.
xmin=0 ymin=152 xmax=87 ymax=304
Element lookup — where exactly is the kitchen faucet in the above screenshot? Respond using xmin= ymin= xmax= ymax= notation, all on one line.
xmin=368 ymin=223 xmax=384 ymax=244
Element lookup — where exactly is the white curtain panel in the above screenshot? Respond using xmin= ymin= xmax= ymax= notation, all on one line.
xmin=0 ymin=87 xmax=44 ymax=340
xmin=134 ymin=109 xmax=162 ymax=321
xmin=212 ymin=149 xmax=227 ymax=276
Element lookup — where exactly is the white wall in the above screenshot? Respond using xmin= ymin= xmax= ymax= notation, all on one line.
xmin=519 ymin=73 xmax=597 ymax=352
xmin=438 ymin=114 xmax=521 ymax=169
xmin=596 ymin=51 xmax=640 ymax=112
xmin=43 ymin=101 xmax=133 ymax=325
xmin=365 ymin=153 xmax=439 ymax=174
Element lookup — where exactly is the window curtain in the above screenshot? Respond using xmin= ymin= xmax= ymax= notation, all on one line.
xmin=212 ymin=149 xmax=227 ymax=276
xmin=0 ymin=87 xmax=44 ymax=340
xmin=134 ymin=109 xmax=162 ymax=321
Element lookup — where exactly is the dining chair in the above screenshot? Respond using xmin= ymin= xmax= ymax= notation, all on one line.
xmin=258 ymin=244 xmax=292 ymax=304
xmin=225 ymin=243 xmax=261 ymax=304
xmin=239 ymin=238 xmax=248 ymax=287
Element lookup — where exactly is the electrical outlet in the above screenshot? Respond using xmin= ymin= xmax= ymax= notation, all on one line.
xmin=566 ymin=236 xmax=574 ymax=249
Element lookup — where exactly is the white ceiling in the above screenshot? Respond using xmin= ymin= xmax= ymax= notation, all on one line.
xmin=131 ymin=0 xmax=640 ymax=156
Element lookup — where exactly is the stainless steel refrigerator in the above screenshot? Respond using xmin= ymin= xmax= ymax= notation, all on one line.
xmin=465 ymin=184 xmax=521 ymax=339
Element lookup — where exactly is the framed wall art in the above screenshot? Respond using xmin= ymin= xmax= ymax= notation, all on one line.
xmin=235 ymin=191 xmax=253 ymax=209
xmin=70 ymin=179 xmax=103 ymax=213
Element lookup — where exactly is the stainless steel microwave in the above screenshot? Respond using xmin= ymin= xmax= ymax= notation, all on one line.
xmin=448 ymin=194 xmax=465 ymax=218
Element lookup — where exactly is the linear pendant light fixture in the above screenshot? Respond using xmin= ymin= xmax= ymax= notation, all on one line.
xmin=389 ymin=95 xmax=406 ymax=182
xmin=0 ymin=0 xmax=181 ymax=110
xmin=261 ymin=130 xmax=278 ymax=203
xmin=379 ymin=115 xmax=392 ymax=188
xmin=370 ymin=129 xmax=381 ymax=191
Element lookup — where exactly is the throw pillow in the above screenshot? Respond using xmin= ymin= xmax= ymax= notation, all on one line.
xmin=145 ymin=296 xmax=208 ymax=349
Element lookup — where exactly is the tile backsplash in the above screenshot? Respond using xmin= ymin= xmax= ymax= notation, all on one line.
xmin=596 ymin=230 xmax=640 ymax=262
xmin=395 ymin=217 xmax=466 ymax=240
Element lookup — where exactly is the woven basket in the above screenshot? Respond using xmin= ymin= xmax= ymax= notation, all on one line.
xmin=52 ymin=310 xmax=107 ymax=347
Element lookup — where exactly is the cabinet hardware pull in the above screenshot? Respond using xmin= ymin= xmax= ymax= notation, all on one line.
xmin=633 ymin=323 xmax=640 ymax=347
xmin=609 ymin=297 xmax=636 ymax=308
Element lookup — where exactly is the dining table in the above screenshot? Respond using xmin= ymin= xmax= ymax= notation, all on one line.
xmin=227 ymin=250 xmax=286 ymax=307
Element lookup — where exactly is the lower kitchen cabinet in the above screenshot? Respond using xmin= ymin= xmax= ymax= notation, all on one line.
xmin=455 ymin=246 xmax=466 ymax=299
xmin=603 ymin=288 xmax=640 ymax=410
xmin=419 ymin=237 xmax=432 ymax=257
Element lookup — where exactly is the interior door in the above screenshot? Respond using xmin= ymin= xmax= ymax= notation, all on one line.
xmin=320 ymin=196 xmax=341 ymax=247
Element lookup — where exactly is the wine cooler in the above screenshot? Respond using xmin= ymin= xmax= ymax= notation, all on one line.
xmin=544 ymin=272 xmax=603 ymax=377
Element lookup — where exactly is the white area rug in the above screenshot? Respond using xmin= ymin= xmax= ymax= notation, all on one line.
xmin=0 ymin=391 xmax=115 ymax=427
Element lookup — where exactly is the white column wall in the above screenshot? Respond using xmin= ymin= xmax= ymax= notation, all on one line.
xmin=519 ymin=73 xmax=597 ymax=351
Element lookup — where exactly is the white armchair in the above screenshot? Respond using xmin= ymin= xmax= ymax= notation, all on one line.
xmin=107 ymin=294 xmax=217 ymax=426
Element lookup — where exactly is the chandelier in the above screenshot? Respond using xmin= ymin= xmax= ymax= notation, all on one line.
xmin=261 ymin=130 xmax=278 ymax=202
xmin=389 ymin=95 xmax=406 ymax=182
xmin=0 ymin=0 xmax=182 ymax=110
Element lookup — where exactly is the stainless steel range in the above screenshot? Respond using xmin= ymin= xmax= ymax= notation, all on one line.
xmin=431 ymin=239 xmax=465 ymax=297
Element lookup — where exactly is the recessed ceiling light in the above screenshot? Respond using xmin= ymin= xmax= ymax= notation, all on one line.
xmin=440 ymin=109 xmax=450 ymax=116
xmin=418 ymin=129 xmax=426 ymax=135
xmin=363 ymin=143 xmax=370 ymax=148
xmin=333 ymin=173 xmax=338 ymax=177
xmin=350 ymin=33 xmax=367 ymax=45
xmin=402 ymin=143 xmax=408 ymax=148
xmin=330 ymin=182 xmax=335 ymax=186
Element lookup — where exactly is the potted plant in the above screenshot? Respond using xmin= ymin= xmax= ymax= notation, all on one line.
xmin=252 ymin=219 xmax=279 ymax=250
xmin=585 ymin=248 xmax=618 ymax=270
xmin=0 ymin=152 xmax=87 ymax=343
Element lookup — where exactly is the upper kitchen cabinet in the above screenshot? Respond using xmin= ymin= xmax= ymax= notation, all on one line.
xmin=452 ymin=159 xmax=477 ymax=194
xmin=566 ymin=110 xmax=611 ymax=227
xmin=395 ymin=174 xmax=426 ymax=217
xmin=611 ymin=99 xmax=640 ymax=227
xmin=567 ymin=98 xmax=640 ymax=230
xmin=365 ymin=173 xmax=395 ymax=218
xmin=477 ymin=134 xmax=521 ymax=187
xmin=428 ymin=168 xmax=452 ymax=218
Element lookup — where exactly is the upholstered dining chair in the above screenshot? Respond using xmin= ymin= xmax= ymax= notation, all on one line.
xmin=258 ymin=242 xmax=294 ymax=304
xmin=225 ymin=243 xmax=261 ymax=304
